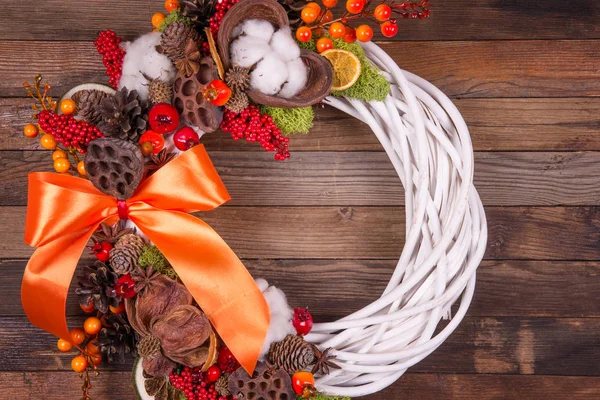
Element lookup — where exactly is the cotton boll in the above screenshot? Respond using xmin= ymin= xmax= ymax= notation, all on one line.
xmin=251 ymin=53 xmax=289 ymax=95
xmin=231 ymin=24 xmax=243 ymax=39
xmin=255 ymin=279 xmax=295 ymax=359
xmin=119 ymin=32 xmax=176 ymax=100
xmin=240 ymin=19 xmax=275 ymax=42
xmin=279 ymin=57 xmax=308 ymax=98
xmin=270 ymin=27 xmax=300 ymax=62
xmin=230 ymin=36 xmax=271 ymax=68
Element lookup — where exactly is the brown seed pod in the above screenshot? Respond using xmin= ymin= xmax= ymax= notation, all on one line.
xmin=172 ymin=56 xmax=221 ymax=132
xmin=84 ymin=138 xmax=143 ymax=200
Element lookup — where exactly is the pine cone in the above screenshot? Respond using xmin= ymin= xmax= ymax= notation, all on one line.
xmin=225 ymin=90 xmax=249 ymax=113
xmin=225 ymin=66 xmax=251 ymax=92
xmin=92 ymin=221 xmax=134 ymax=245
xmin=137 ymin=335 xmax=162 ymax=360
xmin=215 ymin=373 xmax=230 ymax=396
xmin=147 ymin=78 xmax=174 ymax=104
xmin=228 ymin=362 xmax=295 ymax=400
xmin=268 ymin=334 xmax=316 ymax=374
xmin=181 ymin=0 xmax=216 ymax=33
xmin=75 ymin=261 xmax=120 ymax=314
xmin=96 ymin=313 xmax=138 ymax=363
xmin=72 ymin=89 xmax=112 ymax=124
xmin=161 ymin=21 xmax=200 ymax=63
xmin=98 ymin=88 xmax=149 ymax=142
xmin=109 ymin=234 xmax=146 ymax=275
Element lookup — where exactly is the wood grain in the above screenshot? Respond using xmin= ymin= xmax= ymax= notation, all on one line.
xmin=2 ymin=372 xmax=599 ymax=400
xmin=2 ymin=206 xmax=600 ymax=260
xmin=2 ymin=259 xmax=599 ymax=318
xmin=4 ymin=98 xmax=600 ymax=152
xmin=3 ymin=150 xmax=600 ymax=206
xmin=5 ymin=0 xmax=599 ymax=42
xmin=2 ymin=316 xmax=599 ymax=376
xmin=1 ymin=40 xmax=599 ymax=98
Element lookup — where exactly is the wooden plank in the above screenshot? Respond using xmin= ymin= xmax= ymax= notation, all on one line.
xmin=3 ymin=150 xmax=600 ymax=207
xmin=1 ymin=372 xmax=599 ymax=400
xmin=2 ymin=206 xmax=600 ymax=260
xmin=2 ymin=316 xmax=599 ymax=375
xmin=4 ymin=98 xmax=600 ymax=152
xmin=1 ymin=41 xmax=599 ymax=98
xmin=2 ymin=259 xmax=600 ymax=318
xmin=4 ymin=0 xmax=600 ymax=42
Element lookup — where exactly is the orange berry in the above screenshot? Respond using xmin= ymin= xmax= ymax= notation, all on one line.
xmin=71 ymin=355 xmax=88 ymax=373
xmin=322 ymin=0 xmax=338 ymax=8
xmin=57 ymin=338 xmax=73 ymax=353
xmin=24 ymin=124 xmax=39 ymax=138
xmin=91 ymin=353 xmax=103 ymax=366
xmin=54 ymin=157 xmax=71 ymax=173
xmin=355 ymin=24 xmax=373 ymax=42
xmin=77 ymin=160 xmax=86 ymax=176
xmin=109 ymin=301 xmax=126 ymax=314
xmin=152 ymin=12 xmax=166 ymax=28
xmin=343 ymin=26 xmax=357 ymax=43
xmin=80 ymin=300 xmax=95 ymax=313
xmin=86 ymin=341 xmax=101 ymax=355
xmin=346 ymin=0 xmax=366 ymax=14
xmin=374 ymin=3 xmax=392 ymax=21
xmin=322 ymin=10 xmax=333 ymax=23
xmin=328 ymin=22 xmax=346 ymax=38
xmin=305 ymin=2 xmax=321 ymax=11
xmin=164 ymin=0 xmax=180 ymax=12
xmin=59 ymin=99 xmax=76 ymax=115
xmin=70 ymin=328 xmax=86 ymax=345
xmin=292 ymin=371 xmax=316 ymax=395
xmin=52 ymin=149 xmax=68 ymax=161
xmin=40 ymin=134 xmax=57 ymax=150
xmin=84 ymin=317 xmax=102 ymax=335
xmin=316 ymin=37 xmax=334 ymax=53
xmin=301 ymin=6 xmax=319 ymax=23
xmin=296 ymin=26 xmax=312 ymax=42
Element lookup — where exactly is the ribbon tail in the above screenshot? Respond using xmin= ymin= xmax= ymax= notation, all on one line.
xmin=130 ymin=209 xmax=270 ymax=375
xmin=22 ymin=226 xmax=99 ymax=341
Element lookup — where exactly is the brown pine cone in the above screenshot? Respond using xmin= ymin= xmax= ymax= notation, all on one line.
xmin=72 ymin=89 xmax=112 ymax=124
xmin=267 ymin=334 xmax=316 ymax=374
xmin=161 ymin=21 xmax=200 ymax=63
xmin=109 ymin=234 xmax=146 ymax=275
xmin=98 ymin=88 xmax=149 ymax=143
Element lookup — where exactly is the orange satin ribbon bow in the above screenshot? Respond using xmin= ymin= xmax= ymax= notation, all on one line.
xmin=22 ymin=144 xmax=269 ymax=374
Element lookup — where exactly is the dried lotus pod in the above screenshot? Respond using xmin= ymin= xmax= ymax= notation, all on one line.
xmin=172 ymin=56 xmax=221 ymax=132
xmin=228 ymin=362 xmax=295 ymax=400
xmin=84 ymin=138 xmax=143 ymax=200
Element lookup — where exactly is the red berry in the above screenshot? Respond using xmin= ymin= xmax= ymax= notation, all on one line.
xmin=292 ymin=371 xmax=315 ymax=395
xmin=89 ymin=239 xmax=113 ymax=262
xmin=205 ymin=365 xmax=221 ymax=383
xmin=139 ymin=130 xmax=165 ymax=154
xmin=173 ymin=127 xmax=201 ymax=151
xmin=217 ymin=346 xmax=240 ymax=373
xmin=94 ymin=30 xmax=126 ymax=89
xmin=203 ymin=80 xmax=232 ymax=107
xmin=381 ymin=21 xmax=399 ymax=38
xmin=148 ymin=103 xmax=180 ymax=134
xmin=114 ymin=274 xmax=136 ymax=299
xmin=293 ymin=307 xmax=313 ymax=335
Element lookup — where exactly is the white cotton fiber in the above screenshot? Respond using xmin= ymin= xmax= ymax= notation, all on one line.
xmin=255 ymin=279 xmax=295 ymax=359
xmin=239 ymin=19 xmax=275 ymax=42
xmin=119 ymin=32 xmax=176 ymax=100
xmin=269 ymin=27 xmax=300 ymax=62
xmin=251 ymin=53 xmax=289 ymax=95
xmin=230 ymin=36 xmax=271 ymax=68
xmin=279 ymin=57 xmax=308 ymax=98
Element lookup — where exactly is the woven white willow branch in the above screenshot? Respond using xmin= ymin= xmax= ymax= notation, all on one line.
xmin=305 ymin=42 xmax=488 ymax=398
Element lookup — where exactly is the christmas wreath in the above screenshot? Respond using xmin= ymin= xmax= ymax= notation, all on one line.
xmin=19 ymin=0 xmax=487 ymax=399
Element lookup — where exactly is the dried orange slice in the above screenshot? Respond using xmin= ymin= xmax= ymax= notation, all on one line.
xmin=321 ymin=49 xmax=362 ymax=91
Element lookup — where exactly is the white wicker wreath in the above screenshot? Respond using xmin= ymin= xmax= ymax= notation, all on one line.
xmin=300 ymin=42 xmax=488 ymax=397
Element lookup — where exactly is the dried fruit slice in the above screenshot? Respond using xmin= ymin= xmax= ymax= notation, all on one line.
xmin=321 ymin=49 xmax=362 ymax=91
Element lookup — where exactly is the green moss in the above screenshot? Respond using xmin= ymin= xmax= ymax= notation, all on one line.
xmin=296 ymin=37 xmax=390 ymax=102
xmin=297 ymin=394 xmax=351 ymax=400
xmin=261 ymin=105 xmax=314 ymax=136
xmin=157 ymin=10 xmax=192 ymax=32
xmin=138 ymin=245 xmax=178 ymax=280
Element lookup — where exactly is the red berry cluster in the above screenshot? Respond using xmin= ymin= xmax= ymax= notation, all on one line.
xmin=38 ymin=110 xmax=104 ymax=153
xmin=94 ymin=30 xmax=126 ymax=89
xmin=209 ymin=0 xmax=240 ymax=36
xmin=221 ymin=106 xmax=290 ymax=161
xmin=169 ymin=367 xmax=229 ymax=400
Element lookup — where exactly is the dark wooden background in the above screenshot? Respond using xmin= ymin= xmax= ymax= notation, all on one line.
xmin=1 ymin=0 xmax=600 ymax=398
